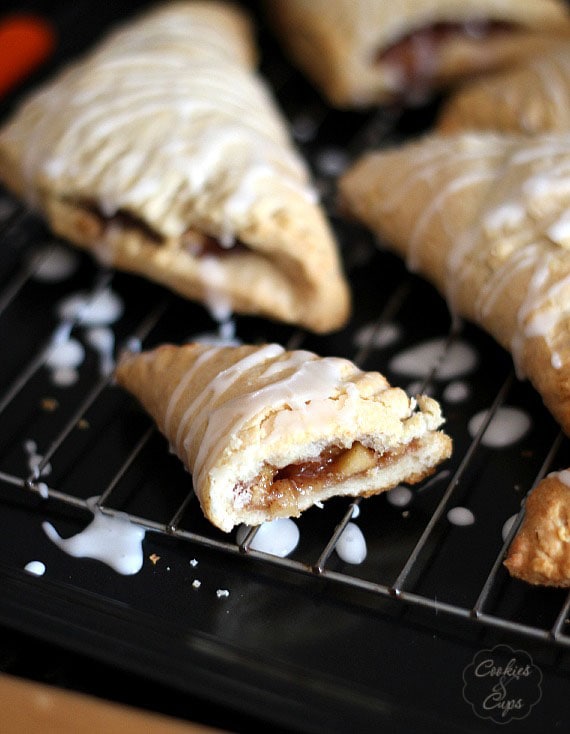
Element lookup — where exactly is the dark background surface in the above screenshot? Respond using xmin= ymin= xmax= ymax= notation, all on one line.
xmin=0 ymin=2 xmax=569 ymax=732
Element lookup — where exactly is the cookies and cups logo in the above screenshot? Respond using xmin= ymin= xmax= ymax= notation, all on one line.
xmin=462 ymin=644 xmax=542 ymax=724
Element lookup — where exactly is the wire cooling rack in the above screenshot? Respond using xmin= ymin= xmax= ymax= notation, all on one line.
xmin=0 ymin=4 xmax=569 ymax=732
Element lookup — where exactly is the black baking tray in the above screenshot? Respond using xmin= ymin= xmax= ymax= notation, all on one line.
xmin=0 ymin=2 xmax=569 ymax=732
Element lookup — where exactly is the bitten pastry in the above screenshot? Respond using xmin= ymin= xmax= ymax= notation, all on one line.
xmin=265 ymin=0 xmax=570 ymax=107
xmin=339 ymin=132 xmax=570 ymax=438
xmin=115 ymin=342 xmax=452 ymax=532
xmin=437 ymin=42 xmax=570 ymax=134
xmin=0 ymin=2 xmax=350 ymax=334
xmin=504 ymin=471 xmax=570 ymax=587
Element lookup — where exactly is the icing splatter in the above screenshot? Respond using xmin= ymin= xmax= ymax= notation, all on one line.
xmin=335 ymin=522 xmax=367 ymax=564
xmin=389 ymin=338 xmax=478 ymax=380
xmin=42 ymin=497 xmax=145 ymax=575
xmin=31 ymin=244 xmax=79 ymax=282
xmin=236 ymin=518 xmax=300 ymax=557
xmin=447 ymin=506 xmax=475 ymax=526
xmin=468 ymin=406 xmax=531 ymax=447
xmin=24 ymin=560 xmax=46 ymax=576
xmin=386 ymin=485 xmax=413 ymax=507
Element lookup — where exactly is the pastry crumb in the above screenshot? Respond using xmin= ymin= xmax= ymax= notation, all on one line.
xmin=149 ymin=553 xmax=160 ymax=565
xmin=40 ymin=397 xmax=58 ymax=412
xmin=192 ymin=579 xmax=201 ymax=589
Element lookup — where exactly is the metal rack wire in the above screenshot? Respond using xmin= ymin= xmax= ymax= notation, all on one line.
xmin=0 ymin=189 xmax=569 ymax=652
xmin=0 ymin=10 xmax=569 ymax=694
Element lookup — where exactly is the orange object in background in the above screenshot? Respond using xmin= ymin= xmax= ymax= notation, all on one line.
xmin=0 ymin=14 xmax=55 ymax=97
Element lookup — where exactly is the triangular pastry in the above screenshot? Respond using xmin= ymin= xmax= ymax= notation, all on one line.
xmin=265 ymin=0 xmax=570 ymax=107
xmin=504 ymin=471 xmax=570 ymax=587
xmin=339 ymin=132 xmax=570 ymax=439
xmin=115 ymin=342 xmax=452 ymax=532
xmin=340 ymin=132 xmax=570 ymax=586
xmin=0 ymin=1 xmax=350 ymax=333
xmin=438 ymin=42 xmax=570 ymax=135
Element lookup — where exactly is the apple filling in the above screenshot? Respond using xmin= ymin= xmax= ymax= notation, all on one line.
xmin=239 ymin=440 xmax=420 ymax=513
xmin=377 ymin=21 xmax=515 ymax=92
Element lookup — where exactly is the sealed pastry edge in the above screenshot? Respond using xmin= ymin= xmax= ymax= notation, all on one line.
xmin=265 ymin=0 xmax=570 ymax=107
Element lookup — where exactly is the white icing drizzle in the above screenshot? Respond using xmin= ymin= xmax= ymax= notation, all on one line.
xmin=3 ymin=3 xmax=316 ymax=242
xmin=85 ymin=326 xmax=115 ymax=376
xmin=31 ymin=244 xmax=79 ymax=282
xmin=190 ymin=348 xmax=352 ymax=489
xmin=23 ymin=440 xmax=51 ymax=479
xmin=236 ymin=518 xmax=300 ymax=557
xmin=171 ymin=345 xmax=279 ymax=451
xmin=379 ymin=134 xmax=570 ymax=382
xmin=46 ymin=287 xmax=123 ymax=384
xmin=502 ymin=513 xmax=518 ymax=542
xmin=45 ymin=336 xmax=84 ymax=367
xmin=389 ymin=338 xmax=477 ymax=380
xmin=386 ymin=485 xmax=413 ymax=507
xmin=24 ymin=561 xmax=46 ymax=576
xmin=335 ymin=522 xmax=367 ymax=564
xmin=468 ymin=406 xmax=531 ymax=448
xmin=409 ymin=170 xmax=493 ymax=272
xmin=42 ymin=496 xmax=145 ymax=575
xmin=483 ymin=202 xmax=525 ymax=234
xmin=197 ymin=257 xmax=233 ymax=323
xmin=447 ymin=506 xmax=475 ymax=526
xmin=442 ymin=380 xmax=470 ymax=403
xmin=354 ymin=321 xmax=400 ymax=349
xmin=57 ymin=288 xmax=123 ymax=325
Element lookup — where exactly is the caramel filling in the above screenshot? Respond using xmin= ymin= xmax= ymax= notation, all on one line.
xmin=239 ymin=440 xmax=419 ymax=514
xmin=377 ymin=21 xmax=515 ymax=91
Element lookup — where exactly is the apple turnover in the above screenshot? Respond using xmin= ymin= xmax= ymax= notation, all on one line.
xmin=340 ymin=132 xmax=570 ymax=438
xmin=438 ymin=42 xmax=570 ymax=134
xmin=265 ymin=0 xmax=570 ymax=107
xmin=115 ymin=342 xmax=452 ymax=532
xmin=0 ymin=1 xmax=350 ymax=333
xmin=504 ymin=471 xmax=570 ymax=587
xmin=339 ymin=131 xmax=570 ymax=585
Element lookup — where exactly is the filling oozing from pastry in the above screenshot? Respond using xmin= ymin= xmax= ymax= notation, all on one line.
xmin=77 ymin=199 xmax=248 ymax=257
xmin=377 ymin=21 xmax=515 ymax=93
xmin=238 ymin=439 xmax=419 ymax=512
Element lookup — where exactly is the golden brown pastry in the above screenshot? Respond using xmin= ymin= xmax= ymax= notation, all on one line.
xmin=0 ymin=1 xmax=350 ymax=333
xmin=437 ymin=41 xmax=570 ymax=134
xmin=339 ymin=132 xmax=570 ymax=439
xmin=265 ymin=0 xmax=570 ymax=107
xmin=115 ymin=342 xmax=452 ymax=532
xmin=504 ymin=472 xmax=570 ymax=587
